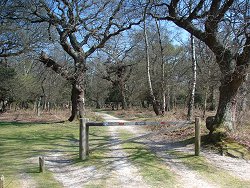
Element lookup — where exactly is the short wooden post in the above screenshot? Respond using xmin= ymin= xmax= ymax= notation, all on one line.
xmin=0 ymin=175 xmax=4 ymax=188
xmin=39 ymin=157 xmax=45 ymax=173
xmin=195 ymin=117 xmax=201 ymax=156
xmin=79 ymin=118 xmax=88 ymax=160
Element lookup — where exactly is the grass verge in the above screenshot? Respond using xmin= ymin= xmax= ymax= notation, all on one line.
xmin=0 ymin=121 xmax=74 ymax=187
xmin=0 ymin=118 xmax=111 ymax=188
xmin=166 ymin=150 xmax=250 ymax=188
xmin=118 ymin=130 xmax=178 ymax=188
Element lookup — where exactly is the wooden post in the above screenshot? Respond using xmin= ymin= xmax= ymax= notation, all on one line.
xmin=195 ymin=117 xmax=201 ymax=156
xmin=39 ymin=157 xmax=45 ymax=173
xmin=86 ymin=119 xmax=89 ymax=156
xmin=79 ymin=118 xmax=88 ymax=160
xmin=0 ymin=175 xmax=4 ymax=188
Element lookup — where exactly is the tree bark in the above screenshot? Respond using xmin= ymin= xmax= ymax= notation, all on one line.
xmin=208 ymin=86 xmax=216 ymax=111
xmin=206 ymin=63 xmax=248 ymax=134
xmin=36 ymin=96 xmax=42 ymax=117
xmin=155 ymin=19 xmax=165 ymax=115
xmin=166 ymin=85 xmax=171 ymax=111
xmin=120 ymin=83 xmax=127 ymax=110
xmin=238 ymin=73 xmax=248 ymax=112
xmin=203 ymin=86 xmax=208 ymax=119
xmin=68 ymin=70 xmax=86 ymax=122
xmin=96 ymin=100 xmax=101 ymax=109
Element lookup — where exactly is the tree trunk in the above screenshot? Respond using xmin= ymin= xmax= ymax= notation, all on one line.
xmin=143 ymin=20 xmax=160 ymax=116
xmin=208 ymin=85 xmax=216 ymax=111
xmin=47 ymin=102 xmax=50 ymax=112
xmin=217 ymin=84 xmax=237 ymax=129
xmin=120 ymin=82 xmax=127 ymax=110
xmin=155 ymin=19 xmax=165 ymax=115
xmin=36 ymin=96 xmax=42 ymax=117
xmin=203 ymin=86 xmax=208 ymax=119
xmin=187 ymin=34 xmax=197 ymax=120
xmin=206 ymin=65 xmax=247 ymax=134
xmin=68 ymin=69 xmax=86 ymax=122
xmin=166 ymin=86 xmax=170 ymax=111
xmin=238 ymin=73 xmax=248 ymax=112
xmin=96 ymin=100 xmax=101 ymax=109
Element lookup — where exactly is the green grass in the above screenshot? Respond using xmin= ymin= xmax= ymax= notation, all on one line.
xmin=0 ymin=120 xmax=111 ymax=188
xmin=167 ymin=150 xmax=250 ymax=188
xmin=118 ymin=131 xmax=178 ymax=188
xmin=31 ymin=172 xmax=62 ymax=188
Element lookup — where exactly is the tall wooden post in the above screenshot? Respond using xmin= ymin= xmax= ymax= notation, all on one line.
xmin=86 ymin=121 xmax=89 ymax=156
xmin=79 ymin=118 xmax=88 ymax=160
xmin=0 ymin=175 xmax=4 ymax=188
xmin=195 ymin=117 xmax=201 ymax=156
xmin=39 ymin=157 xmax=45 ymax=173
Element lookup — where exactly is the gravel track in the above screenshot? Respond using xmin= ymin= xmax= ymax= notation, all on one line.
xmin=26 ymin=112 xmax=249 ymax=188
xmin=97 ymin=113 xmax=250 ymax=187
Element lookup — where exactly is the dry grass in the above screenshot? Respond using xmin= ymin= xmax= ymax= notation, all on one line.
xmin=0 ymin=108 xmax=102 ymax=123
xmin=1 ymin=107 xmax=249 ymax=152
xmin=101 ymin=107 xmax=250 ymax=152
xmin=0 ymin=109 xmax=70 ymax=123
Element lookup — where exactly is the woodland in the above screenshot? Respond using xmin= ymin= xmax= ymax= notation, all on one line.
xmin=0 ymin=0 xmax=250 ymax=142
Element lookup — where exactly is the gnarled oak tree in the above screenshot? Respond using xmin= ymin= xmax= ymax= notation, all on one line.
xmin=151 ymin=0 xmax=250 ymax=135
xmin=14 ymin=0 xmax=146 ymax=121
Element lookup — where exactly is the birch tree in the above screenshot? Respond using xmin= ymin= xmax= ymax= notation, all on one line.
xmin=144 ymin=19 xmax=160 ymax=115
xmin=187 ymin=34 xmax=197 ymax=120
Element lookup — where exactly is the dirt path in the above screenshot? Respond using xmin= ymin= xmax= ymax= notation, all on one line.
xmin=144 ymin=140 xmax=219 ymax=188
xmin=42 ymin=112 xmax=250 ymax=188
xmin=46 ymin=152 xmax=104 ymax=188
xmin=19 ymin=173 xmax=37 ymax=188
xmin=104 ymin=115 xmax=149 ymax=188
xmin=43 ymin=114 xmax=149 ymax=188
xmin=203 ymin=150 xmax=250 ymax=181
xmin=97 ymin=113 xmax=218 ymax=188
xmin=97 ymin=112 xmax=250 ymax=187
xmin=106 ymin=127 xmax=149 ymax=188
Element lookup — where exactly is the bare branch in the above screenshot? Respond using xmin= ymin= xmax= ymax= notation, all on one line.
xmin=187 ymin=0 xmax=206 ymax=21
xmin=39 ymin=51 xmax=73 ymax=81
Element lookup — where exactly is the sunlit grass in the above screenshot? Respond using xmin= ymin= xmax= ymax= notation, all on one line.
xmin=118 ymin=130 xmax=178 ymax=188
xmin=166 ymin=150 xmax=250 ymax=188
xmin=0 ymin=120 xmax=110 ymax=188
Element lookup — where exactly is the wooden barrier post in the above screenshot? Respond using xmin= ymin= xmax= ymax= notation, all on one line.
xmin=0 ymin=175 xmax=4 ymax=188
xmin=195 ymin=117 xmax=201 ymax=156
xmin=39 ymin=157 xmax=45 ymax=173
xmin=79 ymin=118 xmax=88 ymax=160
xmin=86 ymin=119 xmax=89 ymax=156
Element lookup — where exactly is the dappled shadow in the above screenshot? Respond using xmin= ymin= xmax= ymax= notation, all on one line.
xmin=0 ymin=120 xmax=67 ymax=127
xmin=90 ymin=125 xmax=195 ymax=153
xmin=0 ymin=126 xmax=82 ymax=177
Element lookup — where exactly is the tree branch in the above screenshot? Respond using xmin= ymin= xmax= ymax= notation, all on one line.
xmin=39 ymin=51 xmax=73 ymax=81
xmin=236 ymin=34 xmax=250 ymax=66
xmin=187 ymin=0 xmax=206 ymax=21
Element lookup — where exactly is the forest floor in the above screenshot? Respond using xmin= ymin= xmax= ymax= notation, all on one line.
xmin=0 ymin=109 xmax=250 ymax=188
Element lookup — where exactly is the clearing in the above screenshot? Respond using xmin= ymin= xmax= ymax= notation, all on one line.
xmin=0 ymin=111 xmax=250 ymax=188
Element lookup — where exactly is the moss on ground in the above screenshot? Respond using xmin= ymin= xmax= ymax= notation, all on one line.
xmin=221 ymin=139 xmax=250 ymax=160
